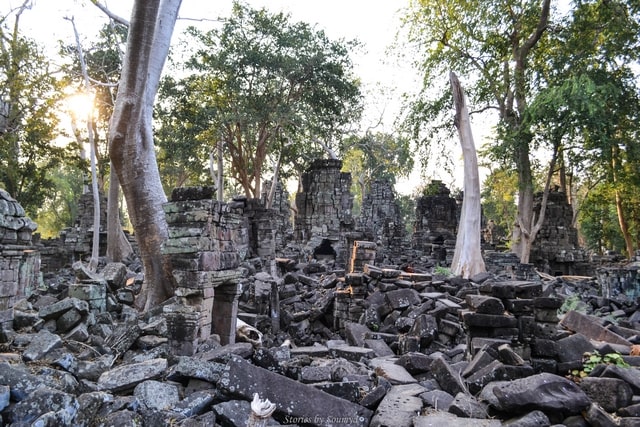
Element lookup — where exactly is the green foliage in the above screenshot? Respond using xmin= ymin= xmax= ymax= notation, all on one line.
xmin=155 ymin=1 xmax=362 ymax=197
xmin=0 ymin=22 xmax=81 ymax=216
xmin=480 ymin=167 xmax=518 ymax=240
xmin=395 ymin=194 xmax=416 ymax=235
xmin=433 ymin=265 xmax=451 ymax=277
xmin=570 ymin=350 xmax=630 ymax=380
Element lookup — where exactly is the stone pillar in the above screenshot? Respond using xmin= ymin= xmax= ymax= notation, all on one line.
xmin=0 ymin=189 xmax=39 ymax=341
xmin=348 ymin=240 xmax=376 ymax=274
xmin=162 ymin=186 xmax=247 ymax=354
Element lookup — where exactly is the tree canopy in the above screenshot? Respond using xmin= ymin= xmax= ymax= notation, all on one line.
xmin=155 ymin=1 xmax=363 ymax=198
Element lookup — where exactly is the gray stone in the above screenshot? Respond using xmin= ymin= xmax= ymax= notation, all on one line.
xmin=600 ymin=364 xmax=640 ymax=393
xmin=56 ymin=307 xmax=83 ymax=332
xmin=448 ymin=392 xmax=489 ymax=418
xmin=360 ymin=384 xmax=388 ymax=409
xmin=419 ymin=389 xmax=454 ymax=410
xmin=491 ymin=373 xmax=591 ymax=415
xmin=166 ymin=356 xmax=225 ymax=383
xmin=214 ymin=399 xmax=252 ymax=426
xmin=385 ymin=288 xmax=421 ymax=310
xmin=466 ymin=360 xmax=534 ymax=395
xmin=0 ymin=362 xmax=45 ymax=400
xmin=300 ymin=365 xmax=333 ymax=383
xmin=0 ymin=384 xmax=9 ymax=411
xmin=97 ymin=358 xmax=168 ymax=392
xmin=22 ymin=329 xmax=62 ymax=362
xmin=134 ymin=380 xmax=180 ymax=410
xmin=330 ymin=345 xmax=376 ymax=361
xmin=38 ymin=297 xmax=89 ymax=321
xmin=220 ymin=355 xmax=372 ymax=426
xmin=501 ymin=410 xmax=550 ymax=426
xmin=430 ymin=356 xmax=467 ymax=396
xmin=560 ymin=310 xmax=632 ymax=346
xmin=74 ymin=354 xmax=117 ymax=381
xmin=582 ymin=402 xmax=619 ymax=427
xmin=364 ymin=339 xmax=395 ymax=357
xmin=8 ymin=386 xmax=78 ymax=425
xmin=370 ymin=359 xmax=417 ymax=385
xmin=171 ymin=390 xmax=218 ymax=418
xmin=101 ymin=263 xmax=127 ymax=289
xmin=555 ymin=333 xmax=595 ymax=363
xmin=413 ymin=411 xmax=501 ymax=427
xmin=396 ymin=352 xmax=434 ymax=374
xmin=465 ymin=295 xmax=505 ymax=314
xmin=579 ymin=376 xmax=633 ymax=412
xmin=313 ymin=381 xmax=361 ymax=402
xmin=370 ymin=383 xmax=426 ymax=427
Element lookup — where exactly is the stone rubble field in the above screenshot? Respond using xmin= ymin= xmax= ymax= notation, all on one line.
xmin=2 ymin=257 xmax=640 ymax=427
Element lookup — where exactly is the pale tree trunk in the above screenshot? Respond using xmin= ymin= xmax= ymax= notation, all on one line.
xmin=109 ymin=0 xmax=182 ymax=311
xmin=106 ymin=165 xmax=133 ymax=262
xmin=449 ymin=72 xmax=486 ymax=279
xmin=265 ymin=151 xmax=282 ymax=209
xmin=70 ymin=17 xmax=100 ymax=272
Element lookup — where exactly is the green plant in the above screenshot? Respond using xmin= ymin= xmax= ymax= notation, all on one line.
xmin=433 ymin=266 xmax=451 ymax=277
xmin=569 ymin=350 xmax=629 ymax=380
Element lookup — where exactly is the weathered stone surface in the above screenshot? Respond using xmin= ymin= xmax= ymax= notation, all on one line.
xmin=560 ymin=310 xmax=632 ymax=346
xmin=370 ymin=383 xmax=426 ymax=427
xmin=419 ymin=389 xmax=454 ymax=411
xmin=600 ymin=364 xmax=640 ymax=393
xmin=555 ymin=333 xmax=595 ymax=363
xmin=166 ymin=356 xmax=225 ymax=383
xmin=430 ymin=356 xmax=467 ymax=396
xmin=7 ymin=386 xmax=78 ymax=425
xmin=97 ymin=358 xmax=168 ymax=393
xmin=369 ymin=359 xmax=417 ymax=385
xmin=413 ymin=411 xmax=501 ymax=427
xmin=171 ymin=390 xmax=218 ymax=418
xmin=465 ymin=295 xmax=505 ymax=314
xmin=579 ymin=376 xmax=633 ymax=412
xmin=385 ymin=288 xmax=421 ymax=310
xmin=490 ymin=373 xmax=591 ymax=414
xmin=448 ymin=392 xmax=490 ymax=418
xmin=22 ymin=328 xmax=62 ymax=361
xmin=501 ymin=410 xmax=550 ymax=426
xmin=220 ymin=355 xmax=372 ymax=426
xmin=0 ymin=362 xmax=46 ymax=400
xmin=133 ymin=380 xmax=180 ymax=410
xmin=582 ymin=402 xmax=619 ymax=427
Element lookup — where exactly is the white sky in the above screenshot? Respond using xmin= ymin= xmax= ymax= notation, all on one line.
xmin=5 ymin=0 xmax=477 ymax=194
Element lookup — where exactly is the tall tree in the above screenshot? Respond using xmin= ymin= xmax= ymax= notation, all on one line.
xmin=449 ymin=72 xmax=485 ymax=278
xmin=155 ymin=1 xmax=362 ymax=198
xmin=0 ymin=2 xmax=80 ymax=214
xmin=401 ymin=0 xmax=552 ymax=263
xmin=108 ymin=0 xmax=182 ymax=310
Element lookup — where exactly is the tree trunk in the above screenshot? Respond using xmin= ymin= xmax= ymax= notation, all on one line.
xmin=109 ymin=0 xmax=182 ymax=311
xmin=449 ymin=72 xmax=486 ymax=279
xmin=611 ymin=146 xmax=634 ymax=258
xmin=106 ymin=165 xmax=133 ymax=262
xmin=70 ymin=16 xmax=100 ymax=272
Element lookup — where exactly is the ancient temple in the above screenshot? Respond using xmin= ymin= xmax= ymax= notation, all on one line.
xmin=294 ymin=159 xmax=354 ymax=262
xmin=358 ymin=179 xmax=405 ymax=248
xmin=412 ymin=181 xmax=460 ymax=266
xmin=530 ymin=190 xmax=589 ymax=276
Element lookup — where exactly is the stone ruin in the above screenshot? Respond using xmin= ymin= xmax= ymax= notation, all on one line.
xmin=294 ymin=158 xmax=354 ymax=262
xmin=3 ymin=160 xmax=640 ymax=425
xmin=411 ymin=180 xmax=459 ymax=266
xmin=357 ymin=179 xmax=405 ymax=249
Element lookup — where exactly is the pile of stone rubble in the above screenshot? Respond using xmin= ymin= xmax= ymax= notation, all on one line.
xmin=3 ymin=258 xmax=640 ymax=427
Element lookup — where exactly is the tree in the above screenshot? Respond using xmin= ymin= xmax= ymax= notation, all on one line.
xmin=108 ymin=0 xmax=182 ymax=310
xmin=340 ymin=131 xmax=413 ymax=209
xmin=155 ymin=1 xmax=362 ymax=199
xmin=401 ymin=0 xmax=552 ymax=263
xmin=0 ymin=2 xmax=81 ymax=215
xmin=449 ymin=72 xmax=485 ymax=278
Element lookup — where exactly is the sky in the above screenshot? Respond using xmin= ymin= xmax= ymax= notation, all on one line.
xmin=5 ymin=0 xmax=473 ymax=194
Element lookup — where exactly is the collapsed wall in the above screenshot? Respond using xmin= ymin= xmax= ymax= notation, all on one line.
xmin=358 ymin=179 xmax=405 ymax=248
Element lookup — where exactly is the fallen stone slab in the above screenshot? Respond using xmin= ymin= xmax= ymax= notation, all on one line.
xmin=490 ymin=372 xmax=591 ymax=415
xmin=370 ymin=383 xmax=426 ymax=427
xmin=413 ymin=410 xmax=501 ymax=427
xmin=22 ymin=329 xmax=62 ymax=362
xmin=369 ymin=359 xmax=417 ymax=385
xmin=560 ymin=310 xmax=632 ymax=346
xmin=97 ymin=358 xmax=168 ymax=393
xmin=579 ymin=376 xmax=633 ymax=412
xmin=220 ymin=355 xmax=372 ymax=427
